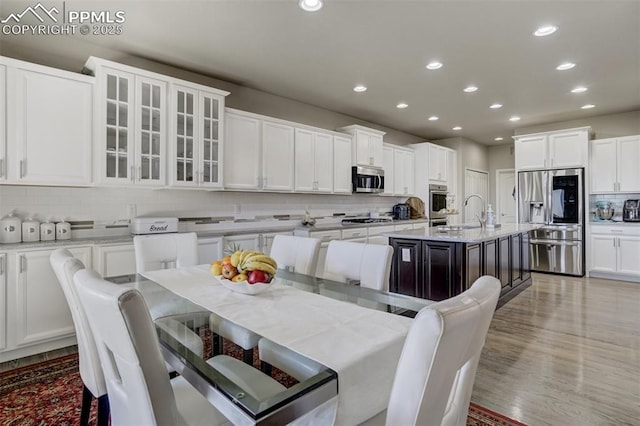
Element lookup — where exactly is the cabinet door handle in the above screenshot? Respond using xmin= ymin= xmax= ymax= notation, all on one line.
xmin=19 ymin=255 xmax=26 ymax=273
xmin=138 ymin=166 xmax=141 ymax=181
xmin=19 ymin=160 xmax=25 ymax=178
xmin=130 ymin=166 xmax=135 ymax=182
xmin=0 ymin=256 xmax=4 ymax=275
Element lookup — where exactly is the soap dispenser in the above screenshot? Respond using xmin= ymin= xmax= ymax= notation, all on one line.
xmin=486 ymin=204 xmax=496 ymax=227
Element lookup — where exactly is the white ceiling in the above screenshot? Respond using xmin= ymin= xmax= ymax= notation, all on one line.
xmin=1 ymin=0 xmax=639 ymax=145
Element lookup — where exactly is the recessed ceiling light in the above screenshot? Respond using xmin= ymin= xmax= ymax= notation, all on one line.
xmin=353 ymin=85 xmax=367 ymax=92
xmin=571 ymin=86 xmax=588 ymax=93
xmin=463 ymin=86 xmax=478 ymax=93
xmin=534 ymin=25 xmax=557 ymax=37
xmin=426 ymin=61 xmax=443 ymax=70
xmin=428 ymin=116 xmax=439 ymax=121
xmin=489 ymin=103 xmax=503 ymax=109
xmin=298 ymin=0 xmax=323 ymax=12
xmin=581 ymin=104 xmax=595 ymax=109
xmin=452 ymin=126 xmax=462 ymax=131
xmin=556 ymin=62 xmax=576 ymax=71
xmin=396 ymin=103 xmax=408 ymax=109
xmin=495 ymin=137 xmax=504 ymax=141
xmin=509 ymin=116 xmax=521 ymax=122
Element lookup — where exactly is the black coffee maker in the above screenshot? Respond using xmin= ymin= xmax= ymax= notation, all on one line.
xmin=392 ymin=203 xmax=410 ymax=220
xmin=623 ymin=199 xmax=640 ymax=222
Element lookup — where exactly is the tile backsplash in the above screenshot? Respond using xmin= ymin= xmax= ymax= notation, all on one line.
xmin=0 ymin=186 xmax=405 ymax=225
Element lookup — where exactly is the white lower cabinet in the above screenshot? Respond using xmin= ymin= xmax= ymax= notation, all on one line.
xmin=0 ymin=254 xmax=6 ymax=351
xmin=224 ymin=234 xmax=261 ymax=252
xmin=590 ymin=226 xmax=640 ymax=279
xmin=198 ymin=237 xmax=223 ymax=264
xmin=367 ymin=225 xmax=395 ymax=245
xmin=261 ymin=231 xmax=293 ymax=255
xmin=93 ymin=243 xmax=137 ymax=277
xmin=7 ymin=246 xmax=91 ymax=351
xmin=294 ymin=229 xmax=342 ymax=278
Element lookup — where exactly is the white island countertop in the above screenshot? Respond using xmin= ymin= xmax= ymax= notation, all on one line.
xmin=384 ymin=223 xmax=541 ymax=243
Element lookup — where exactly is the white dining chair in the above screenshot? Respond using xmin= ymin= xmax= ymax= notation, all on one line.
xmin=361 ymin=275 xmax=501 ymax=426
xmin=50 ymin=249 xmax=109 ymax=426
xmin=269 ymin=234 xmax=321 ymax=275
xmin=73 ymin=268 xmax=287 ymax=426
xmin=323 ymin=240 xmax=393 ymax=291
xmin=211 ymin=235 xmax=321 ymax=364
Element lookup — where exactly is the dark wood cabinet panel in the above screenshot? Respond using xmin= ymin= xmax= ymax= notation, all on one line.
xmin=521 ymin=232 xmax=531 ymax=282
xmin=498 ymin=236 xmax=511 ymax=289
xmin=511 ymin=233 xmax=523 ymax=286
xmin=483 ymin=239 xmax=499 ymax=279
xmin=390 ymin=239 xmax=422 ymax=297
xmin=423 ymin=242 xmax=458 ymax=301
xmin=465 ymin=243 xmax=482 ymax=290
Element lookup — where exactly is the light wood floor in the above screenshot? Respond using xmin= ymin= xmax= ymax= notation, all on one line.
xmin=3 ymin=273 xmax=639 ymax=426
xmin=472 ymin=273 xmax=640 ymax=425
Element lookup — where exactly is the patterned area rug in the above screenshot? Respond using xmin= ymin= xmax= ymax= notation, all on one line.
xmin=0 ymin=350 xmax=526 ymax=425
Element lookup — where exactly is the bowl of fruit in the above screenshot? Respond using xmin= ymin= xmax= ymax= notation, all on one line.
xmin=210 ymin=249 xmax=277 ymax=295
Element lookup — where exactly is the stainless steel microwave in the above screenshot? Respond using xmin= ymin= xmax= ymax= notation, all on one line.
xmin=352 ymin=166 xmax=384 ymax=193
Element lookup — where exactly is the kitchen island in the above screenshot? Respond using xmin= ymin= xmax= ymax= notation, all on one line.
xmin=384 ymin=224 xmax=539 ymax=306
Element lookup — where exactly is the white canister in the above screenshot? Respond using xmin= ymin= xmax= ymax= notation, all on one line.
xmin=0 ymin=212 xmax=22 ymax=244
xmin=56 ymin=220 xmax=71 ymax=240
xmin=22 ymin=218 xmax=40 ymax=242
xmin=40 ymin=221 xmax=56 ymax=241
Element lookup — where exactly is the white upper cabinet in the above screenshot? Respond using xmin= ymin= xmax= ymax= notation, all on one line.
xmin=337 ymin=125 xmax=385 ymax=168
xmin=4 ymin=58 xmax=93 ymax=186
xmin=590 ymin=135 xmax=640 ymax=193
xmin=392 ymin=147 xmax=415 ymax=196
xmin=382 ymin=145 xmax=395 ymax=195
xmin=171 ymin=84 xmax=227 ymax=188
xmin=262 ymin=120 xmax=295 ymax=191
xmin=85 ymin=58 xmax=169 ymax=186
xmin=294 ymin=128 xmax=333 ymax=193
xmin=333 ymin=135 xmax=352 ymax=194
xmin=224 ymin=109 xmax=261 ymax=190
xmin=428 ymin=144 xmax=448 ymax=182
xmin=514 ymin=127 xmax=590 ymax=170
xmin=0 ymin=64 xmax=5 ymax=182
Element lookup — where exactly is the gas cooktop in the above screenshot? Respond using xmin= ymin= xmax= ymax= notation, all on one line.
xmin=341 ymin=218 xmax=393 ymax=224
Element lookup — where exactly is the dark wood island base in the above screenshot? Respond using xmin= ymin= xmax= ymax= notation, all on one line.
xmin=386 ymin=224 xmax=538 ymax=307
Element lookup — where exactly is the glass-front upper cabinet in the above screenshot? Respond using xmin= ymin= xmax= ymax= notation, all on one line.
xmin=85 ymin=57 xmax=167 ymax=186
xmin=170 ymin=83 xmax=228 ymax=188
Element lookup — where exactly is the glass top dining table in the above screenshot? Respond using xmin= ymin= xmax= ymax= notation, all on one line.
xmin=106 ymin=267 xmax=432 ymax=425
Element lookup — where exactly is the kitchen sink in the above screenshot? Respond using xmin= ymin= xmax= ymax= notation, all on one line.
xmin=436 ymin=225 xmax=480 ymax=232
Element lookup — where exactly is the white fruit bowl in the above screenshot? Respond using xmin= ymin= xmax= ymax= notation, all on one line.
xmin=215 ymin=275 xmax=273 ymax=295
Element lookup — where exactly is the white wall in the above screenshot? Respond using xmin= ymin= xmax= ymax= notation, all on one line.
xmin=488 ymin=144 xmax=515 ymax=206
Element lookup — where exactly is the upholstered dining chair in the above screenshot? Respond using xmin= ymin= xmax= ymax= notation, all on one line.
xmin=133 ymin=232 xmax=207 ymax=357
xmin=211 ymin=235 xmax=322 ymax=364
xmin=362 ymin=275 xmax=501 ymax=426
xmin=323 ymin=240 xmax=394 ymax=291
xmin=73 ymin=268 xmax=287 ymax=426
xmin=50 ymin=248 xmax=109 ymax=426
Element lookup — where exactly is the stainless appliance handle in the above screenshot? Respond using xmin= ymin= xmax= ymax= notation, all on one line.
xmin=530 ymin=239 xmax=580 ymax=247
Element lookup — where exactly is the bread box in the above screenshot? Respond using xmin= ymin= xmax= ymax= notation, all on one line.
xmin=130 ymin=217 xmax=178 ymax=235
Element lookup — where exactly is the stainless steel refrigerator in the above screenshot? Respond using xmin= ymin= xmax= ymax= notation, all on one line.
xmin=517 ymin=168 xmax=585 ymax=276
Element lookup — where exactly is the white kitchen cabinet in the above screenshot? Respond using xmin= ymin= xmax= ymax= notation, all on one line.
xmin=260 ymin=231 xmax=294 ymax=255
xmin=198 ymin=237 xmax=223 ymax=264
xmin=262 ymin=120 xmax=295 ymax=191
xmin=428 ymin=144 xmax=449 ymax=182
xmin=0 ymin=64 xmax=6 ymax=182
xmin=4 ymin=58 xmax=93 ymax=186
xmin=382 ymin=145 xmax=395 ymax=196
xmin=224 ymin=234 xmax=261 ymax=252
xmin=589 ymin=225 xmax=640 ymax=279
xmin=591 ymin=135 xmax=640 ymax=193
xmin=294 ymin=128 xmax=333 ymax=193
xmin=171 ymin=84 xmax=228 ymax=188
xmin=0 ymin=253 xmax=6 ymax=351
xmin=337 ymin=125 xmax=385 ymax=168
xmin=333 ymin=135 xmax=352 ymax=194
xmin=367 ymin=225 xmax=395 ymax=245
xmin=92 ymin=243 xmax=137 ymax=277
xmin=394 ymin=148 xmax=415 ymax=196
xmin=515 ymin=127 xmax=590 ymax=170
xmin=294 ymin=229 xmax=342 ymax=277
xmin=8 ymin=246 xmax=91 ymax=348
xmin=224 ymin=110 xmax=261 ymax=190
xmin=85 ymin=57 xmax=169 ymax=187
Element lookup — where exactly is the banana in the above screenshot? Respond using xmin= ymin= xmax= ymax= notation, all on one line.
xmin=230 ymin=250 xmax=242 ymax=267
xmin=239 ymin=250 xmax=260 ymax=265
xmin=243 ymin=254 xmax=277 ymax=269
xmin=243 ymin=260 xmax=276 ymax=275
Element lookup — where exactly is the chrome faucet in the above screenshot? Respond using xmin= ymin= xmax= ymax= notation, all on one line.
xmin=464 ymin=194 xmax=487 ymax=229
